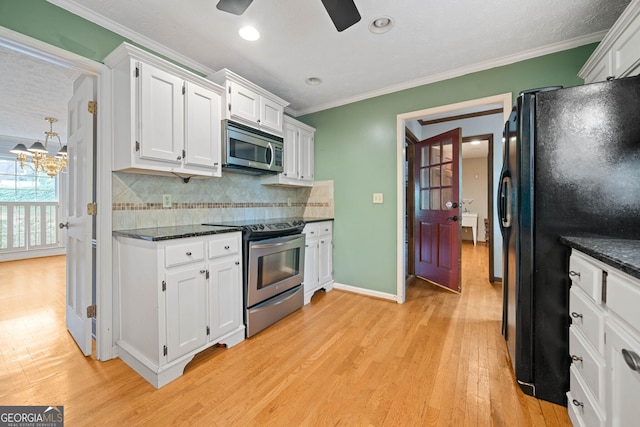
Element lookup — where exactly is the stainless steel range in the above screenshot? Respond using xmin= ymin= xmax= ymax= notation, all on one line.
xmin=203 ymin=218 xmax=305 ymax=337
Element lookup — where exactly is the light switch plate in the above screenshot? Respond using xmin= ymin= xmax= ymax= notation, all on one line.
xmin=373 ymin=193 xmax=384 ymax=204
xmin=162 ymin=194 xmax=172 ymax=209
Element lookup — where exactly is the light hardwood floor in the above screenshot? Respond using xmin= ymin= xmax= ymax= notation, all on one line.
xmin=0 ymin=244 xmax=570 ymax=426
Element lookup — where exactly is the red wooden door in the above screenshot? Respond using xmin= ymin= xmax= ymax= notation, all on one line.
xmin=414 ymin=128 xmax=462 ymax=293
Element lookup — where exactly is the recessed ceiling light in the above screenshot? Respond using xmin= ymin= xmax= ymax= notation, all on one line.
xmin=369 ymin=16 xmax=393 ymax=34
xmin=306 ymin=77 xmax=322 ymax=86
xmin=239 ymin=26 xmax=260 ymax=41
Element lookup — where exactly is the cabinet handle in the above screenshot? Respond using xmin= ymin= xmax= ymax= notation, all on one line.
xmin=569 ymin=271 xmax=581 ymax=278
xmin=224 ymin=245 xmax=230 ymax=250
xmin=200 ymin=270 xmax=206 ymax=274
xmin=571 ymin=312 xmax=583 ymax=319
xmin=572 ymin=399 xmax=584 ymax=408
xmin=571 ymin=355 xmax=583 ymax=363
xmin=606 ymin=75 xmax=615 ymax=81
xmin=186 ymin=251 xmax=192 ymax=256
xmin=622 ymin=349 xmax=640 ymax=372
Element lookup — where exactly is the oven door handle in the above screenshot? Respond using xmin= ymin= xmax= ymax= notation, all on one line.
xmin=251 ymin=241 xmax=290 ymax=250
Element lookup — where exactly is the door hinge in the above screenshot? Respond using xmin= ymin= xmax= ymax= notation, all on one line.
xmin=182 ymin=149 xmax=186 ymax=159
xmin=162 ymin=280 xmax=166 ymax=292
xmin=88 ymin=101 xmax=97 ymax=115
xmin=135 ymin=141 xmax=140 ymax=152
xmin=206 ymin=270 xmax=210 ymax=279
xmin=163 ymin=345 xmax=167 ymax=356
xmin=182 ymin=84 xmax=185 ymax=95
xmin=86 ymin=304 xmax=97 ymax=318
xmin=206 ymin=326 xmax=210 ymax=336
xmin=228 ymin=103 xmax=231 ymax=112
xmin=135 ymin=67 xmax=139 ymax=77
xmin=87 ymin=202 xmax=97 ymax=216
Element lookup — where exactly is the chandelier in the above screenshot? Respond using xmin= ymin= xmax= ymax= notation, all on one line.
xmin=10 ymin=117 xmax=68 ymax=178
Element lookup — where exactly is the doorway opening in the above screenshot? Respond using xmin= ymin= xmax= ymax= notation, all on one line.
xmin=396 ymin=93 xmax=512 ymax=303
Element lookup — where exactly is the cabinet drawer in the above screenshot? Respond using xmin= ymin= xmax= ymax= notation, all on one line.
xmin=568 ymin=365 xmax=605 ymax=427
xmin=208 ymin=235 xmax=240 ymax=259
xmin=569 ymin=326 xmax=606 ymax=406
xmin=303 ymin=223 xmax=320 ymax=238
xmin=569 ymin=252 xmax=604 ymax=302
xmin=317 ymin=222 xmax=332 ymax=237
xmin=607 ymin=270 xmax=640 ymax=335
xmin=570 ymin=286 xmax=606 ymax=355
xmin=165 ymin=241 xmax=205 ymax=268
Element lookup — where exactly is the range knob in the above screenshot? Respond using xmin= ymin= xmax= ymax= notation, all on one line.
xmin=258 ymin=224 xmax=265 ymax=230
xmin=250 ymin=225 xmax=258 ymax=231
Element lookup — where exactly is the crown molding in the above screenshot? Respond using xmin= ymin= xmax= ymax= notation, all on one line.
xmin=292 ymin=31 xmax=606 ymax=117
xmin=46 ymin=0 xmax=215 ymax=76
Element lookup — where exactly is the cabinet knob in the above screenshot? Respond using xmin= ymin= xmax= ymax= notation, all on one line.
xmin=235 ymin=261 xmax=240 ymax=265
xmin=622 ymin=349 xmax=640 ymax=372
xmin=177 ymin=155 xmax=182 ymax=160
xmin=569 ymin=271 xmax=581 ymax=278
xmin=571 ymin=399 xmax=584 ymax=408
xmin=571 ymin=312 xmax=583 ymax=319
xmin=571 ymin=355 xmax=583 ymax=363
xmin=224 ymin=245 xmax=230 ymax=250
xmin=301 ymin=175 xmax=304 ymax=179
xmin=186 ymin=251 xmax=192 ymax=256
xmin=200 ymin=270 xmax=206 ymax=274
xmin=606 ymin=75 xmax=615 ymax=81
xmin=59 ymin=222 xmax=69 ymax=229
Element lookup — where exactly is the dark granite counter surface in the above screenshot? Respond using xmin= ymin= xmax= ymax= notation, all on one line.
xmin=559 ymin=236 xmax=640 ymax=280
xmin=301 ymin=217 xmax=334 ymax=223
xmin=113 ymin=224 xmax=240 ymax=241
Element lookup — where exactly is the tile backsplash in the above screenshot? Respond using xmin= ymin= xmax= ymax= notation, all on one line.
xmin=112 ymin=171 xmax=333 ymax=230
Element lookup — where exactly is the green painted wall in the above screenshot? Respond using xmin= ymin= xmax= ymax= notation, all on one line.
xmin=300 ymin=45 xmax=597 ymax=294
xmin=0 ymin=0 xmax=598 ymax=295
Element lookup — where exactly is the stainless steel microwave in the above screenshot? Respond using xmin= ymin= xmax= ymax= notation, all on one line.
xmin=221 ymin=120 xmax=284 ymax=175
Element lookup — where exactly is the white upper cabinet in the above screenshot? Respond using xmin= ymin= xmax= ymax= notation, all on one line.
xmin=262 ymin=115 xmax=315 ymax=187
xmin=580 ymin=0 xmax=640 ymax=83
xmin=105 ymin=43 xmax=223 ymax=178
xmin=210 ymin=68 xmax=288 ymax=136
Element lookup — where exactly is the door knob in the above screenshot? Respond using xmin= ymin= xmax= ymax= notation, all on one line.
xmin=447 ymin=216 xmax=458 ymax=221
xmin=59 ymin=222 xmax=69 ymax=229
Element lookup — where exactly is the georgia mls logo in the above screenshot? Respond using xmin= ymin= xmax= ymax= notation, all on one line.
xmin=0 ymin=405 xmax=64 ymax=427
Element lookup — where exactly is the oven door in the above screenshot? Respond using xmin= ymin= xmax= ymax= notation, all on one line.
xmin=246 ymin=233 xmax=305 ymax=307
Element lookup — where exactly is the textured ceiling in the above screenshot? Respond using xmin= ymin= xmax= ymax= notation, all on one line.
xmin=0 ymin=0 xmax=632 ymax=147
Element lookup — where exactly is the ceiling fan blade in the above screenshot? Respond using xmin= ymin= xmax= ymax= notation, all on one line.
xmin=216 ymin=0 xmax=254 ymax=15
xmin=321 ymin=0 xmax=361 ymax=32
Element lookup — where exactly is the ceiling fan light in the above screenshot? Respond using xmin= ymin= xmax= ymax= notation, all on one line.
xmin=239 ymin=26 xmax=260 ymax=41
xmin=369 ymin=16 xmax=394 ymax=34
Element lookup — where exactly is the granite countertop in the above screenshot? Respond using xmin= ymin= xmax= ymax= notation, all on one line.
xmin=301 ymin=217 xmax=334 ymax=223
xmin=113 ymin=224 xmax=241 ymax=241
xmin=559 ymin=236 xmax=640 ymax=280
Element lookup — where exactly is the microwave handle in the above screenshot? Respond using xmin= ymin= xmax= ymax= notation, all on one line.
xmin=266 ymin=142 xmax=274 ymax=167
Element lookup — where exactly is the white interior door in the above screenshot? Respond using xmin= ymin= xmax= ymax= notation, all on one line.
xmin=65 ymin=75 xmax=95 ymax=356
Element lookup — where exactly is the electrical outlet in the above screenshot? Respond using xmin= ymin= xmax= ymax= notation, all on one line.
xmin=162 ymin=194 xmax=172 ymax=209
xmin=373 ymin=193 xmax=384 ymax=204
xmin=287 ymin=197 xmax=292 ymax=207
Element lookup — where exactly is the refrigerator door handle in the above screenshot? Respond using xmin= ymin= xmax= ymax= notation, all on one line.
xmin=500 ymin=176 xmax=512 ymax=229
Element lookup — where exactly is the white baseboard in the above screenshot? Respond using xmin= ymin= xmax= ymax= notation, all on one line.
xmin=0 ymin=247 xmax=66 ymax=262
xmin=332 ymin=282 xmax=399 ymax=303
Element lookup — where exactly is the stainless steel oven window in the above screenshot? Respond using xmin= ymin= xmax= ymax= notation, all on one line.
xmin=257 ymin=247 xmax=301 ymax=289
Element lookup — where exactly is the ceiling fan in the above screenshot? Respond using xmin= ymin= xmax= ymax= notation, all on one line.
xmin=216 ymin=0 xmax=361 ymax=32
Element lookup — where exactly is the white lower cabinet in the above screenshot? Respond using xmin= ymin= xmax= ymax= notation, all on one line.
xmin=114 ymin=232 xmax=244 ymax=387
xmin=302 ymin=221 xmax=333 ymax=304
xmin=568 ymin=249 xmax=640 ymax=426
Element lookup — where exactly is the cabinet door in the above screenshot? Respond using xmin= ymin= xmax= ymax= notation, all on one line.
xmin=138 ymin=62 xmax=184 ymax=163
xmin=282 ymin=122 xmax=299 ymax=179
xmin=303 ymin=237 xmax=318 ymax=290
xmin=260 ymin=97 xmax=284 ymax=134
xmin=165 ymin=267 xmax=208 ymax=362
xmin=229 ymin=82 xmax=260 ymax=124
xmin=209 ymin=257 xmax=242 ymax=339
xmin=605 ymin=318 xmax=640 ymax=427
xmin=184 ymin=82 xmax=221 ymax=172
xmin=298 ymin=127 xmax=314 ymax=183
xmin=318 ymin=235 xmax=333 ymax=286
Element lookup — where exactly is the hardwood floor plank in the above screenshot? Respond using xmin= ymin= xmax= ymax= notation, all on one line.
xmin=0 ymin=247 xmax=571 ymax=425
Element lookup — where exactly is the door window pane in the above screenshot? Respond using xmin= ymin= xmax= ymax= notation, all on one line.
xmin=420 ymin=146 xmax=429 ymax=167
xmin=442 ymin=163 xmax=453 ymax=186
xmin=430 ymin=189 xmax=441 ymax=210
xmin=442 ymin=188 xmax=453 ymax=209
xmin=430 ymin=145 xmax=441 ymax=165
xmin=430 ymin=166 xmax=441 ymax=187
xmin=420 ymin=168 xmax=429 ymax=188
xmin=420 ymin=189 xmax=430 ymax=210
xmin=442 ymin=140 xmax=453 ymax=162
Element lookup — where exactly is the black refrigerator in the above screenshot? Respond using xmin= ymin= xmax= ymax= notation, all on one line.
xmin=498 ymin=75 xmax=640 ymax=405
